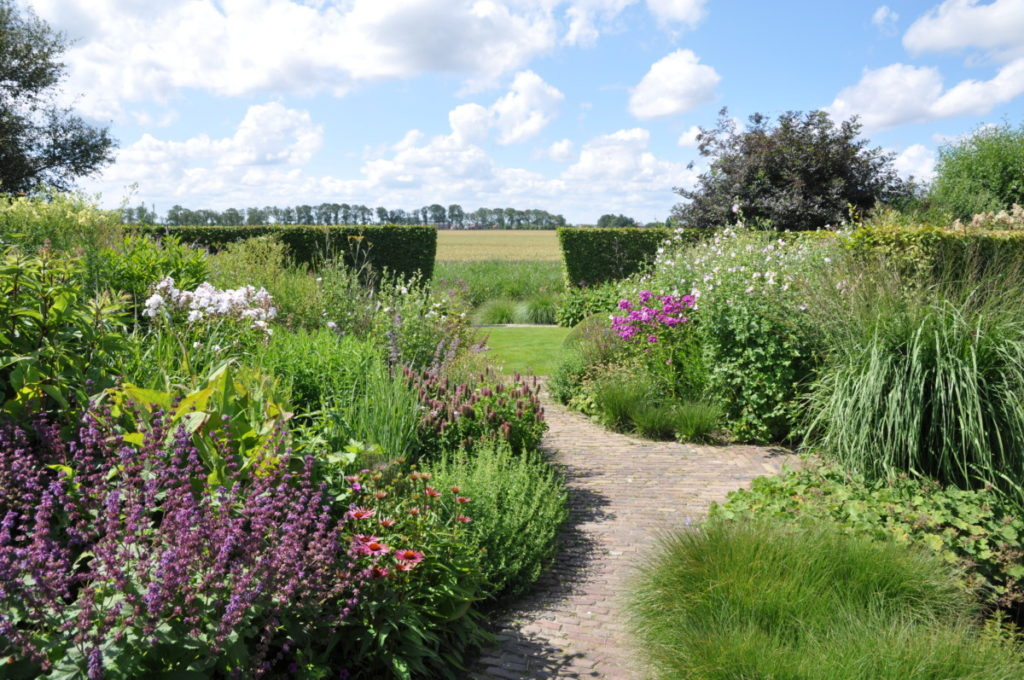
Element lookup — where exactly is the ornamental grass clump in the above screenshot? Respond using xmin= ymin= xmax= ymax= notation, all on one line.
xmin=0 ymin=414 xmax=370 ymax=678
xmin=805 ymin=253 xmax=1024 ymax=501
xmin=629 ymin=520 xmax=1024 ymax=680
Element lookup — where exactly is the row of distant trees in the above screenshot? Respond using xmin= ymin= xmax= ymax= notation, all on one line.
xmin=122 ymin=202 xmax=569 ymax=229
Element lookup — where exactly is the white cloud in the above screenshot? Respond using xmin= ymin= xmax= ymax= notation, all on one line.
xmin=547 ymin=138 xmax=575 ymax=162
xmin=677 ymin=124 xmax=702 ymax=146
xmin=826 ymin=58 xmax=1024 ymax=131
xmin=31 ymin=0 xmax=558 ymax=120
xmin=872 ymin=5 xmax=899 ymax=34
xmin=562 ymin=0 xmax=633 ymax=47
xmin=892 ymin=144 xmax=937 ymax=183
xmin=449 ymin=104 xmax=492 ymax=146
xmin=645 ymin=0 xmax=707 ymax=28
xmin=904 ymin=0 xmax=1024 ymax=57
xmin=492 ymin=70 xmax=565 ymax=144
xmin=629 ymin=49 xmax=720 ymax=119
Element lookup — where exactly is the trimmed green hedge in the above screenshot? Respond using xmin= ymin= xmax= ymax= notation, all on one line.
xmin=130 ymin=225 xmax=437 ymax=280
xmin=846 ymin=223 xmax=1024 ymax=279
xmin=557 ymin=227 xmax=669 ymax=287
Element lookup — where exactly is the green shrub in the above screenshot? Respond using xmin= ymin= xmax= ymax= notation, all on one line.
xmin=629 ymin=520 xmax=1023 ymax=680
xmin=712 ymin=463 xmax=1024 ymax=613
xmin=473 ymin=298 xmax=516 ymax=324
xmin=134 ymin=224 xmax=437 ymax=280
xmin=426 ymin=441 xmax=568 ymax=602
xmin=931 ymin=121 xmax=1024 ymax=220
xmin=630 ymin=403 xmax=678 ymax=440
xmin=0 ymin=248 xmax=129 ymax=423
xmin=338 ymin=361 xmax=422 ymax=461
xmin=593 ymin=373 xmax=651 ymax=432
xmin=557 ymin=227 xmax=668 ymax=287
xmin=556 ymin=279 xmax=631 ymax=327
xmin=88 ymin=234 xmax=209 ymax=317
xmin=0 ymin=190 xmax=120 ymax=254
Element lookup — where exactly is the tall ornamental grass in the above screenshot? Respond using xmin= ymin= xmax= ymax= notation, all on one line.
xmin=629 ymin=520 xmax=1023 ymax=680
xmin=805 ymin=254 xmax=1024 ymax=499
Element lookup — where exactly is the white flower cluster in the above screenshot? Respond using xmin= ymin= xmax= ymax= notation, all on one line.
xmin=143 ymin=277 xmax=277 ymax=334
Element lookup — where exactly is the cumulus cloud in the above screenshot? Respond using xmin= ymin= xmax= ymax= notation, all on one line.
xmin=892 ymin=144 xmax=937 ymax=183
xmin=645 ymin=0 xmax=707 ymax=28
xmin=31 ymin=0 xmax=558 ymax=120
xmin=677 ymin=125 xmax=702 ymax=147
xmin=826 ymin=58 xmax=1024 ymax=131
xmin=903 ymin=0 xmax=1024 ymax=57
xmin=629 ymin=49 xmax=720 ymax=119
xmin=872 ymin=5 xmax=899 ymax=34
xmin=547 ymin=138 xmax=575 ymax=162
xmin=492 ymin=71 xmax=565 ymax=144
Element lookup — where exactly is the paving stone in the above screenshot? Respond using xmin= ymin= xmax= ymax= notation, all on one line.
xmin=469 ymin=386 xmax=795 ymax=679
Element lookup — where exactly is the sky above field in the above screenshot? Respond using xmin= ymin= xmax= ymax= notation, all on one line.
xmin=29 ymin=0 xmax=1024 ymax=224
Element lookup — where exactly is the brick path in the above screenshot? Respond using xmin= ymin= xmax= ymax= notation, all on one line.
xmin=469 ymin=393 xmax=795 ymax=680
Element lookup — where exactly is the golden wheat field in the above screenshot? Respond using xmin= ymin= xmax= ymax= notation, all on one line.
xmin=435 ymin=229 xmax=561 ymax=261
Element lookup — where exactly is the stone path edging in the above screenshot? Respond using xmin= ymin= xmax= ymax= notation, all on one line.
xmin=469 ymin=392 xmax=795 ymax=679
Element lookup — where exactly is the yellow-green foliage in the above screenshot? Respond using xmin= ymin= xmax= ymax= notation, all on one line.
xmin=846 ymin=221 xmax=1024 ymax=280
xmin=436 ymin=230 xmax=561 ymax=261
xmin=0 ymin=191 xmax=120 ymax=253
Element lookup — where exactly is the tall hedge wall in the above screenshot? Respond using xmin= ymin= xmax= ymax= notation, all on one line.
xmin=130 ymin=225 xmax=437 ymax=280
xmin=845 ymin=223 xmax=1024 ymax=280
xmin=557 ymin=227 xmax=669 ymax=286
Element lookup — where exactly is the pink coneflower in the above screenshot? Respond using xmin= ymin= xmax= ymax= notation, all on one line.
xmin=370 ymin=566 xmax=390 ymax=579
xmin=379 ymin=517 xmax=396 ymax=528
xmin=353 ymin=534 xmax=380 ymax=544
xmin=456 ymin=496 xmax=471 ymax=504
xmin=364 ymin=541 xmax=390 ymax=556
xmin=395 ymin=562 xmax=417 ymax=572
xmin=456 ymin=515 xmax=472 ymax=523
xmin=394 ymin=549 xmax=424 ymax=564
xmin=345 ymin=475 xmax=360 ymax=483
xmin=375 ymin=491 xmax=388 ymax=499
xmin=424 ymin=487 xmax=441 ymax=498
xmin=408 ymin=507 xmax=420 ymax=516
xmin=346 ymin=506 xmax=375 ymax=520
xmin=449 ymin=486 xmax=460 ymax=493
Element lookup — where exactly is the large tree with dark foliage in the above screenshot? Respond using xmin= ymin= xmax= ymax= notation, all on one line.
xmin=672 ymin=108 xmax=910 ymax=231
xmin=0 ymin=0 xmax=115 ymax=193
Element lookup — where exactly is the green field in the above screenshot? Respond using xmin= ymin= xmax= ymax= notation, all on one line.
xmin=478 ymin=325 xmax=570 ymax=376
xmin=436 ymin=230 xmax=561 ymax=261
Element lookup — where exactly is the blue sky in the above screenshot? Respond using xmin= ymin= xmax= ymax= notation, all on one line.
xmin=30 ymin=0 xmax=1024 ymax=223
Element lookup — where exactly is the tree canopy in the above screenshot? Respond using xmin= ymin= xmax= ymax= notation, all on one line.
xmin=672 ymin=108 xmax=910 ymax=231
xmin=0 ymin=0 xmax=115 ymax=193
xmin=931 ymin=121 xmax=1024 ymax=220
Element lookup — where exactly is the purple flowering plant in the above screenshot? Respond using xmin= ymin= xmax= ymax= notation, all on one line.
xmin=0 ymin=410 xmax=393 ymax=679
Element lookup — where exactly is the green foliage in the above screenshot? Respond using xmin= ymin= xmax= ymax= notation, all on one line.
xmin=337 ymin=362 xmax=422 ymax=461
xmin=629 ymin=519 xmax=1024 ymax=680
xmin=134 ymin=224 xmax=437 ymax=280
xmin=472 ymin=298 xmax=516 ymax=324
xmin=595 ymin=213 xmax=639 ymax=228
xmin=556 ymin=279 xmax=631 ymax=327
xmin=479 ymin=325 xmax=569 ymax=377
xmin=556 ymin=227 xmax=668 ymax=287
xmin=433 ymin=260 xmax=563 ymax=307
xmin=0 ymin=248 xmax=129 ymax=422
xmin=426 ymin=441 xmax=568 ymax=602
xmin=0 ymin=190 xmax=120 ymax=254
xmin=514 ymin=295 xmax=558 ymax=325
xmin=88 ymin=233 xmax=209 ymax=316
xmin=712 ymin=464 xmax=1024 ymax=612
xmin=931 ymin=121 xmax=1024 ymax=219
xmin=0 ymin=1 xmax=115 ymax=192
xmin=97 ymin=362 xmax=290 ymax=488
xmin=672 ymin=108 xmax=911 ymax=231
xmin=672 ymin=401 xmax=723 ymax=442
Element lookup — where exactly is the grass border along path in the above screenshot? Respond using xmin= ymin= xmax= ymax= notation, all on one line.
xmin=479 ymin=325 xmax=570 ymax=377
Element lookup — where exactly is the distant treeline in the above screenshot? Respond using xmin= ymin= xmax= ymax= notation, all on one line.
xmin=122 ymin=202 xmax=568 ymax=229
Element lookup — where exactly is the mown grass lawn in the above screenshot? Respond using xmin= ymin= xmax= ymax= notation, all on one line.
xmin=478 ymin=325 xmax=570 ymax=376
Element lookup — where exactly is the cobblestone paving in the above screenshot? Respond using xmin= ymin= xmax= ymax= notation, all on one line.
xmin=469 ymin=394 xmax=796 ymax=680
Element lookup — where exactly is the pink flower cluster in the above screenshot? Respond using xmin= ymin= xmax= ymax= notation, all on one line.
xmin=611 ymin=290 xmax=695 ymax=343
